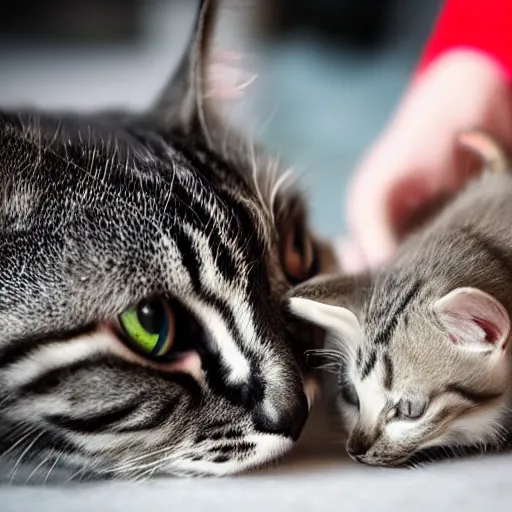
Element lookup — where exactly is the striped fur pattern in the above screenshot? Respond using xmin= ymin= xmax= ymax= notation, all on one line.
xmin=0 ymin=0 xmax=334 ymax=481
xmin=290 ymin=134 xmax=512 ymax=467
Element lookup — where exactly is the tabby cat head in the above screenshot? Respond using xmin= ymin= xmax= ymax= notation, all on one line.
xmin=0 ymin=0 xmax=334 ymax=480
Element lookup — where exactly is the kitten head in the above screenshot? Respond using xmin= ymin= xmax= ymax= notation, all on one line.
xmin=289 ymin=272 xmax=512 ymax=467
xmin=0 ymin=0 xmax=335 ymax=480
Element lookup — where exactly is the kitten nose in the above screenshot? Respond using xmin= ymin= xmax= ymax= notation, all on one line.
xmin=252 ymin=393 xmax=309 ymax=441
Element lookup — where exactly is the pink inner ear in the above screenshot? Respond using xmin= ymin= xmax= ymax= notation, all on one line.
xmin=473 ymin=317 xmax=500 ymax=344
xmin=447 ymin=315 xmax=504 ymax=348
xmin=435 ymin=287 xmax=510 ymax=350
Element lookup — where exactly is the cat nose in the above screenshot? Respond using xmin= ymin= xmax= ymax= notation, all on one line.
xmin=347 ymin=435 xmax=372 ymax=461
xmin=252 ymin=393 xmax=309 ymax=441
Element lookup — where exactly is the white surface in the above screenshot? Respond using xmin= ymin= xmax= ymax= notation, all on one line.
xmin=2 ymin=452 xmax=512 ymax=512
xmin=1 ymin=403 xmax=512 ymax=511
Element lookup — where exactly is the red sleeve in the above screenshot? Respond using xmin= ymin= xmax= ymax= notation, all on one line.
xmin=416 ymin=0 xmax=512 ymax=81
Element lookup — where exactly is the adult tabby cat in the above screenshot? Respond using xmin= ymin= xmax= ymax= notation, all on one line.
xmin=0 ymin=0 xmax=335 ymax=480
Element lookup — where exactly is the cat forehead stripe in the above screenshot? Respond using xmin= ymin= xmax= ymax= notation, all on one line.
xmin=367 ymin=279 xmax=421 ymax=347
xmin=360 ymin=350 xmax=377 ymax=380
xmin=382 ymin=353 xmax=393 ymax=390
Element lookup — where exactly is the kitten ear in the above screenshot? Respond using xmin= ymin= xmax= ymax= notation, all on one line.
xmin=433 ymin=287 xmax=510 ymax=352
xmin=287 ymin=274 xmax=369 ymax=345
xmin=150 ymin=0 xmax=255 ymax=141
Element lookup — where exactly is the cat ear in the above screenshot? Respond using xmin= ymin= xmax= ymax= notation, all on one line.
xmin=287 ymin=274 xmax=369 ymax=345
xmin=150 ymin=0 xmax=256 ymax=141
xmin=149 ymin=0 xmax=214 ymax=134
xmin=433 ymin=287 xmax=510 ymax=352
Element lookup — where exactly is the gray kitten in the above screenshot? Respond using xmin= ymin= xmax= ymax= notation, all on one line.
xmin=289 ymin=131 xmax=512 ymax=467
xmin=0 ymin=0 xmax=336 ymax=481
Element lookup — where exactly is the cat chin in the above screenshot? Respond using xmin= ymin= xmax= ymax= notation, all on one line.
xmin=15 ymin=434 xmax=294 ymax=481
xmin=158 ymin=434 xmax=294 ymax=477
xmin=337 ymin=403 xmax=507 ymax=466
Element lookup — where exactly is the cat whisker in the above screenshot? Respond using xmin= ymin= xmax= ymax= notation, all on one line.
xmin=311 ymin=363 xmax=342 ymax=374
xmin=312 ymin=354 xmax=348 ymax=364
xmin=102 ymin=445 xmax=177 ymax=475
xmin=64 ymin=462 xmax=94 ymax=484
xmin=110 ymin=449 xmax=190 ymax=477
xmin=0 ymin=427 xmax=38 ymax=460
xmin=304 ymin=348 xmax=345 ymax=359
xmin=131 ymin=465 xmax=161 ymax=483
xmin=9 ymin=431 xmax=44 ymax=485
xmin=269 ymin=167 xmax=295 ymax=220
xmin=249 ymin=139 xmax=273 ymax=229
xmin=24 ymin=452 xmax=53 ymax=485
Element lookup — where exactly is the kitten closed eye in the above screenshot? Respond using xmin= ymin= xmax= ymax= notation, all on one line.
xmin=396 ymin=398 xmax=427 ymax=420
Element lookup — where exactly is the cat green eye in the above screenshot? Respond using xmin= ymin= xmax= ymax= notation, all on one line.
xmin=119 ymin=298 xmax=175 ymax=359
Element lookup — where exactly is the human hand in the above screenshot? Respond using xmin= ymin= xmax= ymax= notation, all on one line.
xmin=340 ymin=49 xmax=512 ymax=273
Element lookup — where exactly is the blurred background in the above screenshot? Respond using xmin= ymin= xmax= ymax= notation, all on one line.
xmin=0 ymin=0 xmax=441 ymax=238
